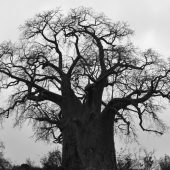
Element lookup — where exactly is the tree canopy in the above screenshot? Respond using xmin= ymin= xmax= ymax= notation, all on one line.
xmin=0 ymin=7 xmax=170 ymax=170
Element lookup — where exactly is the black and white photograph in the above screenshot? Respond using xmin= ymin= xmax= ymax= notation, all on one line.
xmin=0 ymin=0 xmax=170 ymax=170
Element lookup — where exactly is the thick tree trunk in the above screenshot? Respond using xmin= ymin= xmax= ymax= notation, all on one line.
xmin=61 ymin=78 xmax=117 ymax=170
xmin=62 ymin=123 xmax=84 ymax=170
xmin=61 ymin=108 xmax=117 ymax=170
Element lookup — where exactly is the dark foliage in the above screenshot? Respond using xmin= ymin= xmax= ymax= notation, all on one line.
xmin=0 ymin=142 xmax=12 ymax=170
xmin=159 ymin=155 xmax=170 ymax=170
xmin=117 ymin=154 xmax=132 ymax=170
xmin=40 ymin=150 xmax=62 ymax=170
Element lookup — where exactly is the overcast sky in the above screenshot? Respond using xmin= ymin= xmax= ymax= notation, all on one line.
xmin=1 ymin=0 xmax=170 ymax=165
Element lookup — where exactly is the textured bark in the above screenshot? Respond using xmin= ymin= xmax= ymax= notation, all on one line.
xmin=61 ymin=78 xmax=117 ymax=170
xmin=61 ymin=95 xmax=84 ymax=170
xmin=62 ymin=123 xmax=83 ymax=170
xmin=61 ymin=107 xmax=117 ymax=170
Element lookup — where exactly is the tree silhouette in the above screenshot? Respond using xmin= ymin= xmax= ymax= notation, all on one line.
xmin=0 ymin=7 xmax=170 ymax=170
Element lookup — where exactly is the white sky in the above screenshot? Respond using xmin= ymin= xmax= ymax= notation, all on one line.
xmin=1 ymin=0 xmax=170 ymax=165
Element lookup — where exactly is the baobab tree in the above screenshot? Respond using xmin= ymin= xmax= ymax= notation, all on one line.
xmin=0 ymin=7 xmax=170 ymax=170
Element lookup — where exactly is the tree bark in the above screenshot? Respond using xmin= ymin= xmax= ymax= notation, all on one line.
xmin=61 ymin=78 xmax=117 ymax=170
xmin=62 ymin=122 xmax=84 ymax=170
xmin=61 ymin=106 xmax=117 ymax=170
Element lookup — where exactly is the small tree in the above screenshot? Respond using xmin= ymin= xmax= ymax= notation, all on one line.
xmin=159 ymin=155 xmax=170 ymax=170
xmin=41 ymin=150 xmax=61 ymax=169
xmin=0 ymin=142 xmax=12 ymax=170
xmin=25 ymin=158 xmax=35 ymax=168
xmin=117 ymin=153 xmax=133 ymax=170
xmin=143 ymin=150 xmax=154 ymax=170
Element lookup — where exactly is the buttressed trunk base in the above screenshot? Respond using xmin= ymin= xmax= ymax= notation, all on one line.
xmin=62 ymin=109 xmax=117 ymax=170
